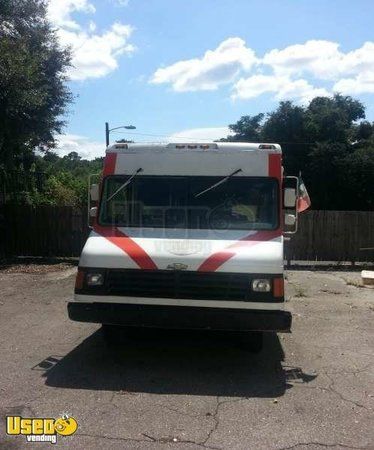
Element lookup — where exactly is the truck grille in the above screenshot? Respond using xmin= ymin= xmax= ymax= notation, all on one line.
xmin=105 ymin=269 xmax=264 ymax=301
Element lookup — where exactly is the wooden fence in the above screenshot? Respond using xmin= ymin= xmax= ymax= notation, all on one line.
xmin=284 ymin=210 xmax=374 ymax=262
xmin=0 ymin=206 xmax=373 ymax=262
xmin=0 ymin=205 xmax=88 ymax=258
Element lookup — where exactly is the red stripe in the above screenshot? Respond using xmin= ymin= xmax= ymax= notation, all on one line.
xmin=94 ymin=225 xmax=157 ymax=270
xmin=197 ymin=230 xmax=281 ymax=272
xmin=198 ymin=251 xmax=236 ymax=272
xmin=269 ymin=152 xmax=283 ymax=229
xmin=103 ymin=153 xmax=117 ymax=176
xmin=268 ymin=153 xmax=281 ymax=180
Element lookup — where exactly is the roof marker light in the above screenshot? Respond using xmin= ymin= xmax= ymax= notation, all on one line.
xmin=114 ymin=143 xmax=128 ymax=149
xmin=166 ymin=143 xmax=218 ymax=150
xmin=259 ymin=144 xmax=276 ymax=150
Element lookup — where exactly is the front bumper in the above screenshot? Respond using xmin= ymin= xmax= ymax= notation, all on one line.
xmin=68 ymin=302 xmax=291 ymax=332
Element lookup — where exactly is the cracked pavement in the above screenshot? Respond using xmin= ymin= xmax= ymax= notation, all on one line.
xmin=0 ymin=268 xmax=373 ymax=449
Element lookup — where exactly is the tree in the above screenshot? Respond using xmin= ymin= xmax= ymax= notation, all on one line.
xmin=341 ymin=146 xmax=374 ymax=211
xmin=305 ymin=94 xmax=365 ymax=142
xmin=352 ymin=121 xmax=373 ymax=142
xmin=307 ymin=142 xmax=350 ymax=209
xmin=225 ymin=114 xmax=264 ymax=142
xmin=0 ymin=0 xmax=72 ymax=169
xmin=224 ymin=94 xmax=373 ymax=210
xmin=261 ymin=101 xmax=308 ymax=175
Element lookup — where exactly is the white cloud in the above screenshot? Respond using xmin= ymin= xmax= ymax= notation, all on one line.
xmin=333 ymin=42 xmax=374 ymax=94
xmin=341 ymin=41 xmax=374 ymax=76
xmin=54 ymin=134 xmax=104 ymax=159
xmin=48 ymin=0 xmax=135 ymax=81
xmin=334 ymin=73 xmax=374 ymax=95
xmin=232 ymin=75 xmax=329 ymax=104
xmin=58 ymin=24 xmax=135 ymax=80
xmin=168 ymin=127 xmax=231 ymax=142
xmin=112 ymin=0 xmax=130 ymax=6
xmin=262 ymin=40 xmax=374 ymax=82
xmin=278 ymin=79 xmax=329 ymax=103
xmin=47 ymin=0 xmax=95 ymax=30
xmin=150 ymin=38 xmax=257 ymax=92
xmin=150 ymin=37 xmax=374 ymax=101
xmin=262 ymin=40 xmax=343 ymax=79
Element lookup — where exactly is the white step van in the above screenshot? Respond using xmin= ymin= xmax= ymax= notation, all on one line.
xmin=69 ymin=142 xmax=305 ymax=350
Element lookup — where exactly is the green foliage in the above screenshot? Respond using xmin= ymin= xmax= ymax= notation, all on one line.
xmin=262 ymin=101 xmax=308 ymax=174
xmin=305 ymin=95 xmax=364 ymax=142
xmin=225 ymin=94 xmax=374 ymax=211
xmin=225 ymin=114 xmax=264 ymax=142
xmin=3 ymin=152 xmax=103 ymax=207
xmin=341 ymin=145 xmax=374 ymax=211
xmin=0 ymin=0 xmax=72 ymax=169
xmin=33 ymin=152 xmax=103 ymax=207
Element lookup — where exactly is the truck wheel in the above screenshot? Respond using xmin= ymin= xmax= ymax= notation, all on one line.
xmin=235 ymin=331 xmax=263 ymax=353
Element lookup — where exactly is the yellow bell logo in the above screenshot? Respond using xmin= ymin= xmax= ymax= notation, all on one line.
xmin=54 ymin=415 xmax=78 ymax=436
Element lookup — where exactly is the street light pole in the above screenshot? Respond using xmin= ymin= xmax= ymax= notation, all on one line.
xmin=105 ymin=122 xmax=136 ymax=147
xmin=105 ymin=122 xmax=109 ymax=147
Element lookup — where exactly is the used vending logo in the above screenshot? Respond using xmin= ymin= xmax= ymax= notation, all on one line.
xmin=6 ymin=414 xmax=78 ymax=444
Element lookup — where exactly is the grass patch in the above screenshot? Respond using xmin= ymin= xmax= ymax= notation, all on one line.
xmin=346 ymin=279 xmax=364 ymax=288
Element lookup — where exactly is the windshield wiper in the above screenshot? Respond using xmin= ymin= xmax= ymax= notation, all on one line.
xmin=194 ymin=169 xmax=242 ymax=198
xmin=107 ymin=167 xmax=143 ymax=202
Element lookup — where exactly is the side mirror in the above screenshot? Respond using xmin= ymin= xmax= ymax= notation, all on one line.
xmin=90 ymin=184 xmax=99 ymax=201
xmin=87 ymin=174 xmax=101 ymax=229
xmin=283 ymin=176 xmax=299 ymax=235
xmin=284 ymin=188 xmax=297 ymax=208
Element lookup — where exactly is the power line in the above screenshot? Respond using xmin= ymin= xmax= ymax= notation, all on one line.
xmin=110 ymin=130 xmax=214 ymax=141
xmin=110 ymin=130 xmax=360 ymax=146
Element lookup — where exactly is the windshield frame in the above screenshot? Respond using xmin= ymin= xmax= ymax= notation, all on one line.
xmin=98 ymin=174 xmax=280 ymax=231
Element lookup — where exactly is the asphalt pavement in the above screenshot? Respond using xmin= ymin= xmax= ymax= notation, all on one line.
xmin=0 ymin=266 xmax=373 ymax=450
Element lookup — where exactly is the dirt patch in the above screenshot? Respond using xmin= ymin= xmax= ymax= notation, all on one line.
xmin=0 ymin=257 xmax=77 ymax=274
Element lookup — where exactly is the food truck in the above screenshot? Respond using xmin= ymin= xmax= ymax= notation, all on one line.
xmin=69 ymin=142 xmax=307 ymax=350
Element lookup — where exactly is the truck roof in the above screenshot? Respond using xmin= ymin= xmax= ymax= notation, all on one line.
xmin=106 ymin=142 xmax=282 ymax=154
xmin=103 ymin=142 xmax=282 ymax=178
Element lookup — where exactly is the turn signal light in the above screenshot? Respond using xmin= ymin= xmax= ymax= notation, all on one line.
xmin=273 ymin=278 xmax=284 ymax=297
xmin=75 ymin=268 xmax=84 ymax=290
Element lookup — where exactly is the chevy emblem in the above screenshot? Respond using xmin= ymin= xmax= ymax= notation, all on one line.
xmin=166 ymin=263 xmax=188 ymax=271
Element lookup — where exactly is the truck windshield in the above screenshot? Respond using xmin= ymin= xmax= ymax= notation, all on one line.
xmin=99 ymin=176 xmax=279 ymax=230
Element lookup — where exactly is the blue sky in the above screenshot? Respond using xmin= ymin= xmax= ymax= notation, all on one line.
xmin=47 ymin=0 xmax=374 ymax=158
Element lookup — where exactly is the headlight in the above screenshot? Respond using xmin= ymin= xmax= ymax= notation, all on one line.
xmin=86 ymin=273 xmax=104 ymax=286
xmin=252 ymin=279 xmax=271 ymax=292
